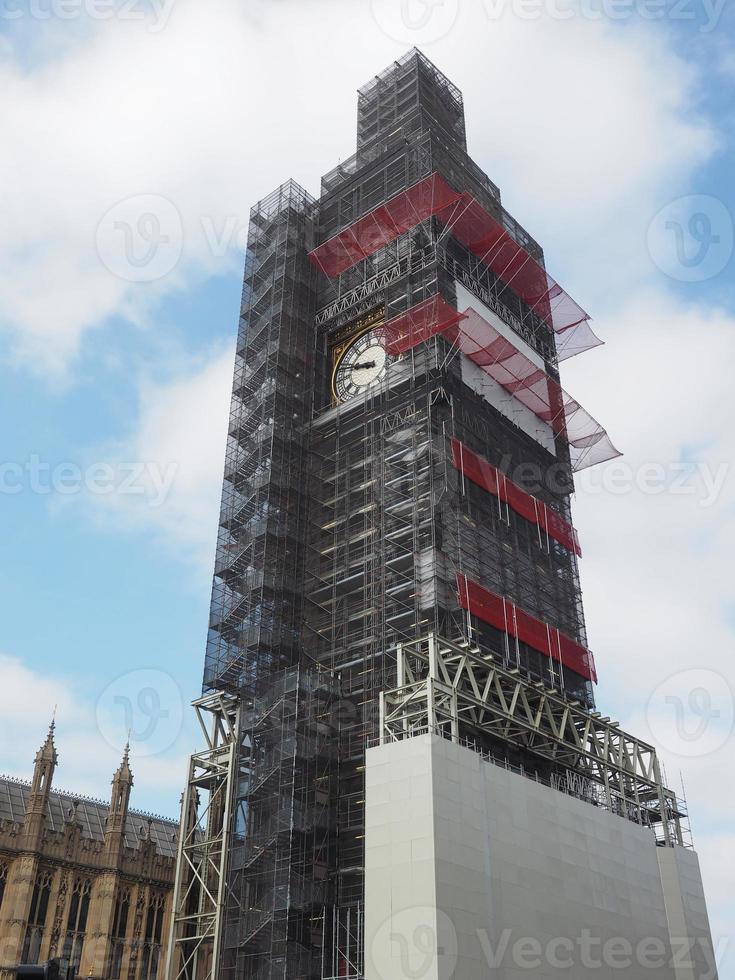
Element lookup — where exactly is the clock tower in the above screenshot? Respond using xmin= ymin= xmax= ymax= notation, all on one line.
xmin=166 ymin=49 xmax=718 ymax=980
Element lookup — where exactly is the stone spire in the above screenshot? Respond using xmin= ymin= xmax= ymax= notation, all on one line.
xmin=104 ymin=743 xmax=134 ymax=864
xmin=24 ymin=717 xmax=59 ymax=844
xmin=110 ymin=742 xmax=134 ymax=819
xmin=29 ymin=717 xmax=58 ymax=803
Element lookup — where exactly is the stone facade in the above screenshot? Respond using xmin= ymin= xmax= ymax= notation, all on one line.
xmin=0 ymin=725 xmax=177 ymax=980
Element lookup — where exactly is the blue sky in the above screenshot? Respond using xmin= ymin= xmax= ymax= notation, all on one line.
xmin=1 ymin=0 xmax=734 ymax=970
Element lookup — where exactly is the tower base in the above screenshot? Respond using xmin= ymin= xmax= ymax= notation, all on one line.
xmin=365 ymin=735 xmax=718 ymax=980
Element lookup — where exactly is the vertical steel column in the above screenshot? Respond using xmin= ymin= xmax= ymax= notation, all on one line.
xmin=653 ymin=754 xmax=673 ymax=848
xmin=164 ymin=693 xmax=240 ymax=980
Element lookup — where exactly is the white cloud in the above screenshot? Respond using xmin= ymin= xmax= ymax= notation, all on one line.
xmin=2 ymin=0 xmax=733 ymax=959
xmin=76 ymin=348 xmax=233 ymax=568
xmin=694 ymin=834 xmax=735 ymax=963
xmin=0 ymin=0 xmax=716 ymax=374
xmin=0 ymin=653 xmax=192 ymax=815
xmin=0 ymin=653 xmax=78 ymax=736
xmin=563 ymin=290 xmax=735 ymax=962
xmin=567 ymin=291 xmax=735 ymax=698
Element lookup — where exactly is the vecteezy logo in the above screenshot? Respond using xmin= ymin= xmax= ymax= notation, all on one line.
xmin=647 ymin=195 xmax=733 ymax=283
xmin=645 ymin=669 xmax=734 ymax=759
xmin=369 ymin=0 xmax=459 ymax=44
xmin=96 ymin=668 xmax=184 ymax=757
xmin=96 ymin=194 xmax=183 ymax=283
xmin=370 ymin=906 xmax=458 ymax=979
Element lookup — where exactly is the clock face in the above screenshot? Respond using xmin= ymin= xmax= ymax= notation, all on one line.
xmin=332 ymin=328 xmax=392 ymax=403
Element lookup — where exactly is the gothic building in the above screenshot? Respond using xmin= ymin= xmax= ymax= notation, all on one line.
xmin=0 ymin=725 xmax=176 ymax=980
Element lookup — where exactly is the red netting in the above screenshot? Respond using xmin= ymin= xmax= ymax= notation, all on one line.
xmin=308 ymin=172 xmax=602 ymax=359
xmin=374 ymin=294 xmax=464 ymax=355
xmin=308 ymin=173 xmax=462 ymax=278
xmin=378 ymin=298 xmax=620 ymax=472
xmin=456 ymin=573 xmax=597 ymax=683
xmin=451 ymin=439 xmax=582 ymax=556
xmin=442 ymin=195 xmax=601 ymax=359
xmin=453 ymin=308 xmax=619 ymax=470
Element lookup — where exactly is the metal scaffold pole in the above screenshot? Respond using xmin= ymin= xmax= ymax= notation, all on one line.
xmin=164 ymin=693 xmax=240 ymax=980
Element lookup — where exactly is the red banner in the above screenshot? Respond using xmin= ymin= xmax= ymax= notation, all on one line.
xmin=374 ymin=294 xmax=464 ymax=355
xmin=308 ymin=173 xmax=462 ymax=278
xmin=451 ymin=439 xmax=581 ymax=557
xmin=376 ymin=296 xmax=620 ymax=472
xmin=456 ymin=573 xmax=597 ymax=683
xmin=308 ymin=172 xmax=602 ymax=358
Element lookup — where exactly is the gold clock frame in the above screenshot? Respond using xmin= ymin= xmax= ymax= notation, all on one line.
xmin=329 ymin=305 xmax=386 ymax=404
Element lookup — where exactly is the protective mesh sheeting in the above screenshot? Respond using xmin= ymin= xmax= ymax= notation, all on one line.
xmin=308 ymin=173 xmax=461 ymax=277
xmin=308 ymin=172 xmax=602 ymax=359
xmin=453 ymin=308 xmax=620 ymax=471
xmin=457 ymin=573 xmax=597 ymax=683
xmin=451 ymin=438 xmax=582 ymax=556
xmin=377 ymin=297 xmax=620 ymax=471
xmin=374 ymin=294 xmax=464 ymax=354
xmin=443 ymin=195 xmax=601 ymax=359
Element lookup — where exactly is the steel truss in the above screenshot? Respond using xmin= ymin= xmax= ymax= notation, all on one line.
xmin=315 ymin=261 xmax=404 ymax=327
xmin=165 ymin=693 xmax=241 ymax=980
xmin=380 ymin=633 xmax=687 ymax=848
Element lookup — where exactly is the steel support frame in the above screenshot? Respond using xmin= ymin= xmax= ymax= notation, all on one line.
xmin=164 ymin=692 xmax=241 ymax=980
xmin=379 ymin=633 xmax=684 ymax=847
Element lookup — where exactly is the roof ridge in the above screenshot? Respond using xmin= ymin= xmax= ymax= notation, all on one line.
xmin=128 ymin=807 xmax=178 ymax=825
xmin=0 ymin=775 xmax=177 ymax=825
xmin=0 ymin=774 xmax=31 ymax=786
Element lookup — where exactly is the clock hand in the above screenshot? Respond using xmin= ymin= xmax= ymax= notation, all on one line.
xmin=352 ymin=361 xmax=377 ymax=370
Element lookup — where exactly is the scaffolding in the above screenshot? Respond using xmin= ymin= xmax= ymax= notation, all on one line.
xmin=356 ymin=48 xmax=468 ymax=158
xmin=303 ymin=363 xmax=449 ymax=975
xmin=300 ymin=329 xmax=600 ymax=972
xmin=310 ymin=172 xmax=602 ymax=359
xmin=379 ymin=634 xmax=688 ymax=848
xmin=204 ymin=178 xmax=317 ymax=697
xmin=218 ymin=666 xmax=340 ymax=980
xmin=176 ymin=47 xmax=635 ymax=980
xmin=375 ymin=296 xmax=619 ymax=470
xmin=165 ymin=692 xmax=240 ymax=980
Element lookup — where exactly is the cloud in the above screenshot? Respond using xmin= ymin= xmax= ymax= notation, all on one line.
xmin=567 ymin=290 xmax=735 ymax=699
xmin=76 ymin=348 xmax=233 ymax=567
xmin=694 ymin=834 xmax=735 ymax=961
xmin=560 ymin=289 xmax=735 ymax=960
xmin=0 ymin=653 xmax=191 ymax=815
xmin=0 ymin=0 xmax=717 ymax=374
xmin=0 ymin=653 xmax=78 ymax=736
xmin=2 ymin=0 xmax=733 ymax=957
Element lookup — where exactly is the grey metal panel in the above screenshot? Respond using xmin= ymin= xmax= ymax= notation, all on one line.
xmin=365 ymin=735 xmax=718 ymax=980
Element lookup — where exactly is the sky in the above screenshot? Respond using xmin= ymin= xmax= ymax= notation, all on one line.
xmin=0 ymin=0 xmax=734 ymax=972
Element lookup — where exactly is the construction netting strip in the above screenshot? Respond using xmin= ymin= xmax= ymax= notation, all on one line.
xmin=451 ymin=438 xmax=582 ymax=557
xmin=376 ymin=295 xmax=620 ymax=472
xmin=308 ymin=173 xmax=462 ymax=278
xmin=441 ymin=193 xmax=601 ymax=359
xmin=374 ymin=294 xmax=465 ymax=354
xmin=456 ymin=573 xmax=597 ymax=683
xmin=453 ymin=307 xmax=620 ymax=471
xmin=308 ymin=172 xmax=602 ymax=359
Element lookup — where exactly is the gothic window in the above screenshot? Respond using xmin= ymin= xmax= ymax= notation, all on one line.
xmin=106 ymin=887 xmax=131 ymax=980
xmin=0 ymin=862 xmax=7 ymax=913
xmin=62 ymin=877 xmax=91 ymax=971
xmin=22 ymin=870 xmax=53 ymax=964
xmin=139 ymin=893 xmax=165 ymax=980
